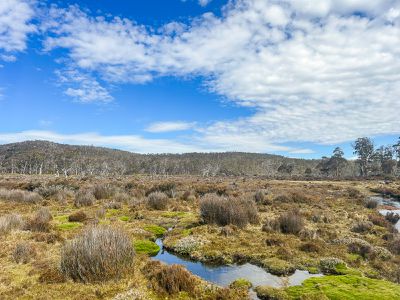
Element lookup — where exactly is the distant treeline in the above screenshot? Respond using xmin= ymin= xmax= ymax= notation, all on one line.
xmin=0 ymin=139 xmax=398 ymax=178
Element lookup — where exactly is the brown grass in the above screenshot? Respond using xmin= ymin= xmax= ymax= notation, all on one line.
xmin=60 ymin=226 xmax=135 ymax=282
xmin=200 ymin=194 xmax=259 ymax=228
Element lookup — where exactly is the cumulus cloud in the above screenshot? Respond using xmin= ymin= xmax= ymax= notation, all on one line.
xmin=41 ymin=0 xmax=400 ymax=151
xmin=0 ymin=0 xmax=36 ymax=56
xmin=56 ymin=69 xmax=113 ymax=103
xmin=146 ymin=121 xmax=196 ymax=133
xmin=198 ymin=0 xmax=213 ymax=7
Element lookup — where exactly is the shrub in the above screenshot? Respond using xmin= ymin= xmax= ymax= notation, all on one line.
xmin=0 ymin=188 xmax=43 ymax=203
xmin=368 ymin=214 xmax=388 ymax=227
xmin=147 ymin=192 xmax=169 ymax=210
xmin=25 ymin=207 xmax=52 ymax=232
xmin=105 ymin=201 xmax=122 ymax=210
xmin=74 ymin=190 xmax=95 ymax=207
xmin=273 ymin=194 xmax=291 ymax=203
xmin=347 ymin=239 xmax=372 ymax=258
xmin=114 ymin=192 xmax=130 ymax=203
xmin=68 ymin=211 xmax=87 ymax=223
xmin=13 ymin=242 xmax=36 ymax=263
xmin=254 ymin=286 xmax=289 ymax=300
xmin=351 ymin=220 xmax=373 ymax=233
xmin=254 ymin=190 xmax=267 ymax=204
xmin=385 ymin=212 xmax=400 ymax=224
xmin=200 ymin=194 xmax=259 ymax=228
xmin=0 ymin=213 xmax=24 ymax=235
xmin=299 ymin=242 xmax=321 ymax=253
xmin=388 ymin=239 xmax=400 ymax=255
xmin=93 ymin=184 xmax=116 ymax=200
xmin=319 ymin=257 xmax=347 ymax=274
xmin=173 ymin=236 xmax=205 ymax=255
xmin=347 ymin=188 xmax=362 ymax=198
xmin=278 ymin=210 xmax=304 ymax=235
xmin=230 ymin=278 xmax=252 ymax=290
xmin=95 ymin=207 xmax=106 ymax=219
xmin=364 ymin=198 xmax=378 ymax=209
xmin=143 ymin=260 xmax=197 ymax=296
xmin=60 ymin=226 xmax=135 ymax=282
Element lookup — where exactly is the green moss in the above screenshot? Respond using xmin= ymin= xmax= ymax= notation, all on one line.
xmin=306 ymin=267 xmax=320 ymax=274
xmin=286 ymin=275 xmax=400 ymax=300
xmin=57 ymin=222 xmax=82 ymax=231
xmin=134 ymin=240 xmax=160 ymax=256
xmin=54 ymin=215 xmax=68 ymax=222
xmin=119 ymin=216 xmax=130 ymax=222
xmin=143 ymin=224 xmax=167 ymax=237
xmin=105 ymin=209 xmax=120 ymax=217
xmin=229 ymin=278 xmax=252 ymax=290
xmin=161 ymin=211 xmax=188 ymax=218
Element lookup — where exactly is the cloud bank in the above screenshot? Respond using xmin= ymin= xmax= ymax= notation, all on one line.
xmin=3 ymin=0 xmax=400 ymax=153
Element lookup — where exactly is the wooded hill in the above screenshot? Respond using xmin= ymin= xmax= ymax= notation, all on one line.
xmin=0 ymin=140 xmax=360 ymax=178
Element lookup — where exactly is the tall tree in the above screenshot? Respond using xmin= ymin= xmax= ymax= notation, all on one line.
xmin=352 ymin=137 xmax=374 ymax=176
xmin=331 ymin=147 xmax=346 ymax=177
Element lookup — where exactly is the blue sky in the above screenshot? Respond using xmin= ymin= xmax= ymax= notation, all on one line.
xmin=0 ymin=0 xmax=399 ymax=158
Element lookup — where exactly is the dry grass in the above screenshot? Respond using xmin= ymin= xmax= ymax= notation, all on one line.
xmin=277 ymin=210 xmax=304 ymax=235
xmin=143 ymin=260 xmax=198 ymax=296
xmin=147 ymin=192 xmax=169 ymax=210
xmin=25 ymin=207 xmax=52 ymax=232
xmin=12 ymin=242 xmax=36 ymax=264
xmin=0 ymin=188 xmax=43 ymax=203
xmin=0 ymin=213 xmax=24 ymax=235
xmin=74 ymin=190 xmax=95 ymax=207
xmin=60 ymin=226 xmax=135 ymax=282
xmin=200 ymin=194 xmax=259 ymax=228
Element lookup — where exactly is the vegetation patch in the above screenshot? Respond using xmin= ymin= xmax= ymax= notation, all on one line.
xmin=143 ymin=224 xmax=167 ymax=237
xmin=57 ymin=222 xmax=82 ymax=231
xmin=286 ymin=275 xmax=400 ymax=300
xmin=161 ymin=211 xmax=188 ymax=218
xmin=133 ymin=240 xmax=160 ymax=256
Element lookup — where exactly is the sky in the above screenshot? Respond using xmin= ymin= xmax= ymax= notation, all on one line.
xmin=0 ymin=0 xmax=399 ymax=158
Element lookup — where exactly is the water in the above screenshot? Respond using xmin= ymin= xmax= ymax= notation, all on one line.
xmin=373 ymin=195 xmax=400 ymax=232
xmin=153 ymin=238 xmax=323 ymax=299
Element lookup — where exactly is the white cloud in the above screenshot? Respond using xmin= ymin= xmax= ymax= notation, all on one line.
xmin=0 ymin=130 xmax=312 ymax=154
xmin=41 ymin=0 xmax=400 ymax=150
xmin=198 ymin=0 xmax=212 ymax=7
xmin=0 ymin=0 xmax=36 ymax=55
xmin=146 ymin=121 xmax=196 ymax=133
xmin=0 ymin=130 xmax=202 ymax=154
xmin=56 ymin=69 xmax=113 ymax=103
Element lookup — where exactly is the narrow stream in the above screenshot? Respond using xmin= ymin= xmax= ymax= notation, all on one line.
xmin=153 ymin=238 xmax=323 ymax=299
xmin=373 ymin=195 xmax=400 ymax=231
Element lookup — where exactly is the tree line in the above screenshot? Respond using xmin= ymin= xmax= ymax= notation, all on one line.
xmin=0 ymin=139 xmax=398 ymax=178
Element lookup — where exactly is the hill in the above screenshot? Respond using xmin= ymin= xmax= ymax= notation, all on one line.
xmin=0 ymin=140 xmax=350 ymax=177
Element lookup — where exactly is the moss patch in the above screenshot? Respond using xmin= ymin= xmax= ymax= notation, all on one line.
xmin=161 ymin=211 xmax=188 ymax=218
xmin=56 ymin=222 xmax=82 ymax=231
xmin=133 ymin=240 xmax=160 ymax=256
xmin=119 ymin=216 xmax=130 ymax=222
xmin=286 ymin=275 xmax=400 ymax=300
xmin=143 ymin=225 xmax=167 ymax=237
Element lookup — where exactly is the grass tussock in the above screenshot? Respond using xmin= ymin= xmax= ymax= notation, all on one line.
xmin=68 ymin=211 xmax=87 ymax=222
xmin=200 ymin=194 xmax=259 ymax=228
xmin=277 ymin=210 xmax=304 ymax=235
xmin=74 ymin=190 xmax=95 ymax=207
xmin=93 ymin=184 xmax=116 ymax=200
xmin=25 ymin=207 xmax=52 ymax=232
xmin=147 ymin=192 xmax=169 ymax=210
xmin=12 ymin=242 xmax=36 ymax=264
xmin=60 ymin=226 xmax=135 ymax=282
xmin=0 ymin=213 xmax=24 ymax=235
xmin=0 ymin=188 xmax=43 ymax=203
xmin=143 ymin=260 xmax=198 ymax=296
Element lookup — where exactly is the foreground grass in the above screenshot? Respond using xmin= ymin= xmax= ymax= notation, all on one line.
xmin=287 ymin=275 xmax=400 ymax=300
